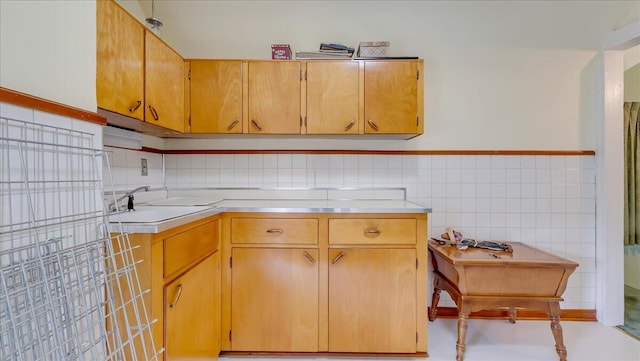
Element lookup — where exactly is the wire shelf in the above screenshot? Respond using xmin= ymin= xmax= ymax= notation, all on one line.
xmin=0 ymin=116 xmax=161 ymax=360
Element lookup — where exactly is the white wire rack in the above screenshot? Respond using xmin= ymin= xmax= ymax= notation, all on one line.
xmin=0 ymin=115 xmax=162 ymax=361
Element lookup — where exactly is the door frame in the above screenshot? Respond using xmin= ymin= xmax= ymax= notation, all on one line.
xmin=596 ymin=20 xmax=639 ymax=326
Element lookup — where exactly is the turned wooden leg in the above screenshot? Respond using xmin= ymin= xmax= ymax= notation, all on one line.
xmin=429 ymin=286 xmax=441 ymax=321
xmin=509 ymin=307 xmax=517 ymax=324
xmin=548 ymin=302 xmax=567 ymax=361
xmin=456 ymin=301 xmax=471 ymax=361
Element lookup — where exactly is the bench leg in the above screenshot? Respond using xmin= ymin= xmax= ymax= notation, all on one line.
xmin=509 ymin=307 xmax=517 ymax=324
xmin=429 ymin=285 xmax=441 ymax=321
xmin=456 ymin=301 xmax=471 ymax=361
xmin=549 ymin=302 xmax=567 ymax=361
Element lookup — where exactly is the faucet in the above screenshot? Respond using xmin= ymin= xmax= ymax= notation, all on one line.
xmin=107 ymin=186 xmax=150 ymax=213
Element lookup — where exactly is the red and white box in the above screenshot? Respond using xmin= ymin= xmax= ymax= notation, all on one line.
xmin=271 ymin=44 xmax=292 ymax=60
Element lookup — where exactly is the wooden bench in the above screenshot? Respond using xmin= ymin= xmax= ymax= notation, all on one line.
xmin=428 ymin=241 xmax=578 ymax=361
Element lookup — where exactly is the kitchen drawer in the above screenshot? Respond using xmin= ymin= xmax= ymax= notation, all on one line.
xmin=231 ymin=218 xmax=318 ymax=244
xmin=329 ymin=218 xmax=416 ymax=245
xmin=165 ymin=219 xmax=219 ymax=277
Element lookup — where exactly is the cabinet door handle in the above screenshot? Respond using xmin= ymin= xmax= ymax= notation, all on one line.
xmin=129 ymin=100 xmax=142 ymax=112
xmin=364 ymin=228 xmax=380 ymax=236
xmin=251 ymin=119 xmax=263 ymax=131
xmin=169 ymin=284 xmax=183 ymax=308
xmin=148 ymin=105 xmax=159 ymax=121
xmin=303 ymin=251 xmax=316 ymax=264
xmin=331 ymin=252 xmax=345 ymax=264
xmin=266 ymin=228 xmax=283 ymax=234
xmin=345 ymin=120 xmax=355 ymax=131
xmin=227 ymin=119 xmax=240 ymax=130
xmin=367 ymin=119 xmax=379 ymax=131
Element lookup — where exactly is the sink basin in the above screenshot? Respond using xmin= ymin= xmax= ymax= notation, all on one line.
xmin=145 ymin=196 xmax=222 ymax=206
xmin=109 ymin=205 xmax=212 ymax=223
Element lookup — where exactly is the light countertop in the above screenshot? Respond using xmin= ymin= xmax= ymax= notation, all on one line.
xmin=108 ymin=188 xmax=430 ymax=234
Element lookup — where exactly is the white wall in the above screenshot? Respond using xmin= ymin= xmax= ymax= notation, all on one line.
xmin=125 ymin=0 xmax=637 ymax=151
xmin=0 ymin=0 xmax=96 ymax=112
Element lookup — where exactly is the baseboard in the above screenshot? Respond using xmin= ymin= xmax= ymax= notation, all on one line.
xmin=220 ymin=351 xmax=429 ymax=358
xmin=429 ymin=307 xmax=597 ymax=321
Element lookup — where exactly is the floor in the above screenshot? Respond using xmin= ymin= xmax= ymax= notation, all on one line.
xmin=220 ymin=318 xmax=640 ymax=361
xmin=619 ymin=285 xmax=640 ymax=340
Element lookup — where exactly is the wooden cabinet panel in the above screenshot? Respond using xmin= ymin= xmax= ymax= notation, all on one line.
xmin=248 ymin=61 xmax=301 ymax=134
xmin=306 ymin=61 xmax=359 ymax=134
xmin=164 ymin=219 xmax=219 ymax=277
xmin=328 ymin=248 xmax=417 ymax=353
xmin=145 ymin=32 xmax=185 ymax=133
xmin=231 ymin=218 xmax=318 ymax=244
xmin=190 ymin=60 xmax=243 ymax=133
xmin=364 ymin=61 xmax=419 ymax=134
xmin=96 ymin=0 xmax=144 ymax=120
xmin=165 ymin=254 xmax=219 ymax=360
xmin=231 ymin=248 xmax=319 ymax=351
xmin=329 ymin=218 xmax=417 ymax=245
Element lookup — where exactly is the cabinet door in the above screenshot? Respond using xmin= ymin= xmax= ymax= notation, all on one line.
xmin=96 ymin=0 xmax=144 ymax=120
xmin=145 ymin=32 xmax=185 ymax=132
xmin=328 ymin=248 xmax=417 ymax=353
xmin=190 ymin=60 xmax=243 ymax=133
xmin=306 ymin=61 xmax=359 ymax=134
xmin=364 ymin=61 xmax=419 ymax=134
xmin=248 ymin=61 xmax=301 ymax=134
xmin=165 ymin=253 xmax=219 ymax=360
xmin=231 ymin=248 xmax=318 ymax=351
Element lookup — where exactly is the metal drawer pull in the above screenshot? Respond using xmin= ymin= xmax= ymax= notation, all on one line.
xmin=331 ymin=252 xmax=345 ymax=264
xmin=169 ymin=284 xmax=183 ymax=308
xmin=251 ymin=119 xmax=263 ymax=131
xmin=266 ymin=228 xmax=283 ymax=234
xmin=364 ymin=228 xmax=380 ymax=236
xmin=303 ymin=251 xmax=316 ymax=264
xmin=227 ymin=119 xmax=239 ymax=130
xmin=345 ymin=120 xmax=355 ymax=131
xmin=148 ymin=105 xmax=159 ymax=121
xmin=129 ymin=100 xmax=142 ymax=112
xmin=367 ymin=119 xmax=379 ymax=131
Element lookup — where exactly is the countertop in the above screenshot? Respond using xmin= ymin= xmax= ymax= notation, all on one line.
xmin=108 ymin=190 xmax=430 ymax=234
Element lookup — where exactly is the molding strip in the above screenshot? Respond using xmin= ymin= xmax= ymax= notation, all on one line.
xmin=0 ymin=87 xmax=106 ymax=125
xmin=155 ymin=149 xmax=595 ymax=156
xmin=429 ymin=307 xmax=597 ymax=322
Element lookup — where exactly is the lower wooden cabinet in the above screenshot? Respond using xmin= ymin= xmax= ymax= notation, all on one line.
xmin=165 ymin=252 xmax=220 ymax=360
xmin=328 ymin=248 xmax=417 ymax=353
xmin=230 ymin=248 xmax=319 ymax=351
xmin=221 ymin=213 xmax=428 ymax=355
xmin=111 ymin=216 xmax=221 ymax=361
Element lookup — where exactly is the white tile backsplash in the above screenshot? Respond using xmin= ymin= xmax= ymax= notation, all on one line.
xmin=107 ymin=150 xmax=597 ymax=309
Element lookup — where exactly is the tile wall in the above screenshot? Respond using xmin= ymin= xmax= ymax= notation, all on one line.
xmin=109 ymin=150 xmax=597 ymax=310
xmin=104 ymin=146 xmax=164 ymax=191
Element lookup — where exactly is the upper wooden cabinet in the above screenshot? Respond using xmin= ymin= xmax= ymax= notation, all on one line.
xmin=248 ymin=61 xmax=302 ymax=134
xmin=97 ymin=0 xmax=184 ymax=133
xmin=306 ymin=61 xmax=359 ymax=134
xmin=364 ymin=61 xmax=423 ymax=135
xmin=145 ymin=33 xmax=185 ymax=133
xmin=96 ymin=0 xmax=144 ymax=120
xmin=186 ymin=59 xmax=423 ymax=137
xmin=189 ymin=60 xmax=243 ymax=133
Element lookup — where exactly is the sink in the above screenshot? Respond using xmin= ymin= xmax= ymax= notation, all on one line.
xmin=145 ymin=196 xmax=222 ymax=206
xmin=109 ymin=205 xmax=212 ymax=223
